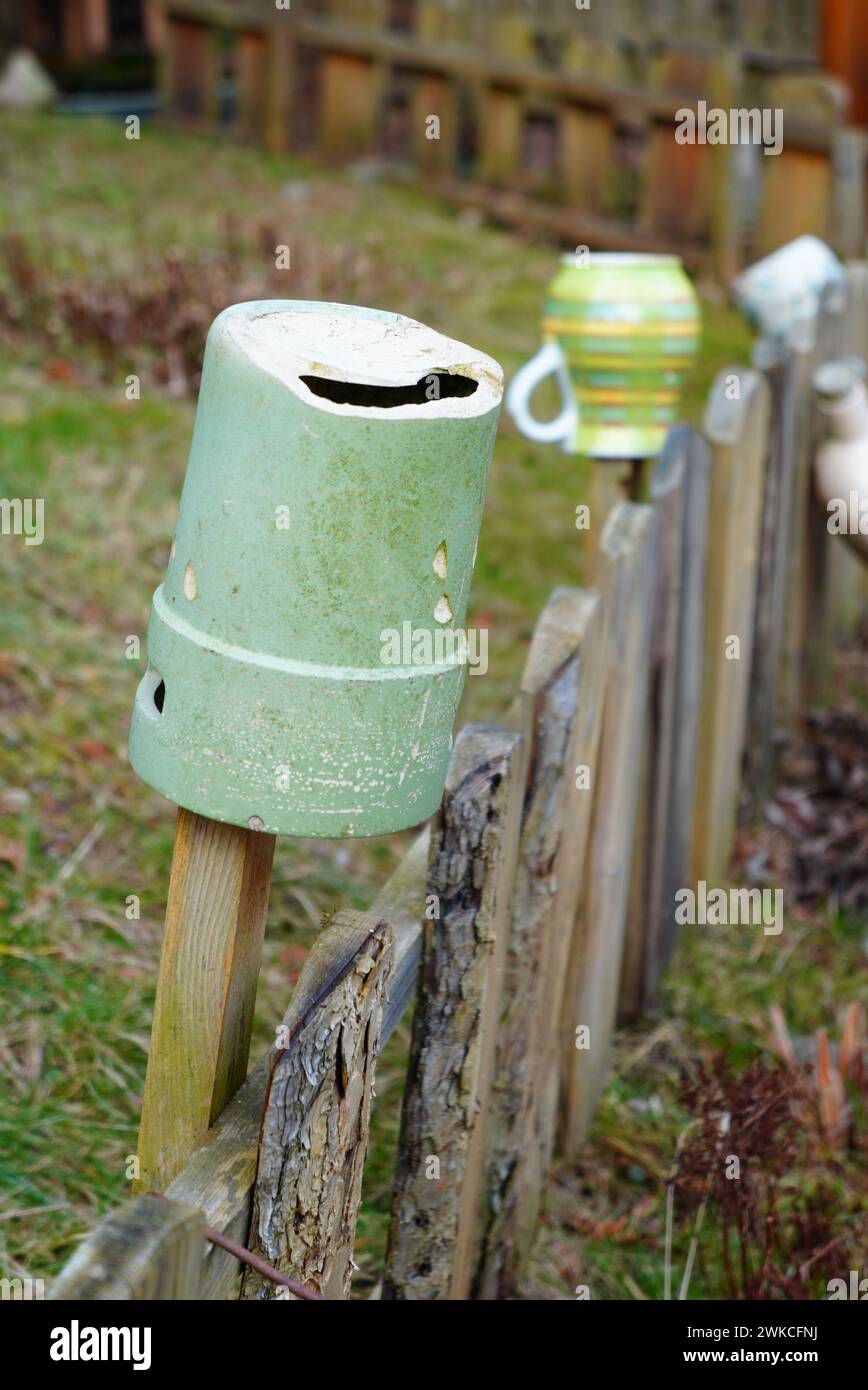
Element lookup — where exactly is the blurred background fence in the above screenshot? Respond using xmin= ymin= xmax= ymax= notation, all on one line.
xmin=7 ymin=1 xmax=867 ymax=280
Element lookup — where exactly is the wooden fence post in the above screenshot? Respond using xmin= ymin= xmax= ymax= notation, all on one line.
xmin=691 ymin=367 xmax=770 ymax=882
xmin=620 ymin=426 xmax=711 ymax=1017
xmin=320 ymin=53 xmax=382 ymax=162
xmin=382 ymin=725 xmax=524 ymax=1300
xmin=163 ymin=828 xmax=436 ymax=1303
xmin=581 ymin=457 xmax=637 ymax=582
xmin=706 ymin=49 xmax=742 ymax=284
xmin=831 ymin=130 xmax=868 ymax=260
xmin=639 ymin=51 xmax=730 ymax=259
xmin=756 ymin=76 xmax=843 ymax=255
xmin=744 ymin=340 xmax=800 ymax=813
xmin=475 ymin=588 xmax=608 ymax=1296
xmin=50 ymin=1195 xmax=205 ymax=1300
xmin=778 ymin=319 xmax=822 ymax=724
xmin=559 ymin=38 xmax=625 ymax=214
xmin=241 ymin=911 xmax=392 ymax=1300
xmin=264 ymin=10 xmax=296 ymax=155
xmin=236 ymin=31 xmax=269 ymax=144
xmin=805 ymin=279 xmax=850 ymax=705
xmin=412 ymin=72 xmax=458 ymax=177
xmin=133 ymin=810 xmax=275 ymax=1196
xmin=561 ymin=503 xmax=656 ymax=1152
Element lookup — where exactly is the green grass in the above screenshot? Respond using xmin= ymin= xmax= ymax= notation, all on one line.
xmin=1 ymin=112 xmax=864 ymax=1299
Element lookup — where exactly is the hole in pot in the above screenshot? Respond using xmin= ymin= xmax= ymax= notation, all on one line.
xmin=299 ymin=371 xmax=478 ymax=408
xmin=137 ymin=667 xmax=166 ymax=719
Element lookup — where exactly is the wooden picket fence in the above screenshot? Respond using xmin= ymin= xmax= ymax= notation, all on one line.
xmin=49 ymin=262 xmax=868 ymax=1301
xmin=157 ymin=0 xmax=867 ymax=279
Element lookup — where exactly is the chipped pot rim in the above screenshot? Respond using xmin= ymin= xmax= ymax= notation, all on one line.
xmin=214 ymin=299 xmax=504 ymax=421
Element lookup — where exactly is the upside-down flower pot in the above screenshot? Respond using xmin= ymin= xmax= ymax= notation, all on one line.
xmin=506 ymin=252 xmax=700 ymax=458
xmin=732 ymin=235 xmax=844 ymax=345
xmin=128 ymin=299 xmax=503 ymax=836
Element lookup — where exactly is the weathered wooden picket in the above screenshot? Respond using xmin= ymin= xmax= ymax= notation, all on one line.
xmin=49 ymin=262 xmax=867 ymax=1301
xmin=157 ymin=0 xmax=867 ymax=278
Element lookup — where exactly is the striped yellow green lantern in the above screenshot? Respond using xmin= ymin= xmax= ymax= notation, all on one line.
xmin=507 ymin=252 xmax=700 ymax=458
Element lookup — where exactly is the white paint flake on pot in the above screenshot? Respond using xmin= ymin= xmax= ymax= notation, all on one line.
xmin=433 ymin=594 xmax=453 ymax=624
xmin=433 ymin=541 xmax=448 ymax=579
xmin=183 ymin=562 xmax=197 ymax=601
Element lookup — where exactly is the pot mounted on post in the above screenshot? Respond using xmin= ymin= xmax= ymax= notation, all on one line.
xmin=506 ymin=252 xmax=700 ymax=459
xmin=813 ymin=357 xmax=868 ymax=567
xmin=129 ymin=299 xmax=503 ymax=837
xmin=732 ymin=235 xmax=844 ymax=346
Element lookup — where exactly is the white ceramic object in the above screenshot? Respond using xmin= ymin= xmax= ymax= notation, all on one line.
xmin=506 ymin=340 xmax=578 ymax=446
xmin=733 ymin=236 xmax=845 ymax=344
xmin=813 ymin=358 xmax=868 ymax=565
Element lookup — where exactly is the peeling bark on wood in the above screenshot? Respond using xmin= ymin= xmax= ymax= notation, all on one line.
xmin=382 ymin=725 xmax=524 ymax=1301
xmin=477 ymin=588 xmax=607 ymax=1297
xmin=241 ymin=911 xmax=392 ymax=1300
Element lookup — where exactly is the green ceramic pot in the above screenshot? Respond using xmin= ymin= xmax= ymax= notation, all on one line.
xmin=128 ymin=299 xmax=503 ymax=838
xmin=507 ymin=252 xmax=700 ymax=458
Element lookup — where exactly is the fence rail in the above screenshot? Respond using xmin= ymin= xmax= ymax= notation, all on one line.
xmin=49 ymin=261 xmax=868 ymax=1301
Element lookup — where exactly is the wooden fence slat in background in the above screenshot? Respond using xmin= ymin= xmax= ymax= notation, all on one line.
xmin=620 ymin=426 xmax=710 ymax=1017
xmin=320 ymin=52 xmax=382 ymax=162
xmin=476 ymin=588 xmax=607 ymax=1297
xmin=805 ymin=279 xmax=850 ymax=706
xmin=832 ymin=130 xmax=868 ymax=260
xmin=236 ymin=30 xmax=269 ymax=144
xmin=382 ymin=725 xmax=524 ymax=1301
xmin=412 ymin=72 xmax=458 ymax=178
xmin=744 ymin=341 xmax=799 ymax=814
xmin=691 ymin=368 xmax=770 ymax=882
xmin=558 ymin=36 xmax=626 ymax=215
xmin=133 ymin=809 xmax=276 ymax=1196
xmin=50 ymin=1195 xmax=204 ymax=1301
xmin=241 ymin=911 xmax=392 ymax=1300
xmin=264 ymin=11 xmax=296 ymax=155
xmin=639 ymin=50 xmax=723 ymax=250
xmin=842 ymin=261 xmax=868 ymax=360
xmin=778 ymin=319 xmax=823 ymax=724
xmin=561 ymin=503 xmax=656 ymax=1152
xmin=756 ymin=75 xmax=843 ymax=256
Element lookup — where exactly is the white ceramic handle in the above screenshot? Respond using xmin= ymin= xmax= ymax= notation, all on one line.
xmin=506 ymin=341 xmax=577 ymax=445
